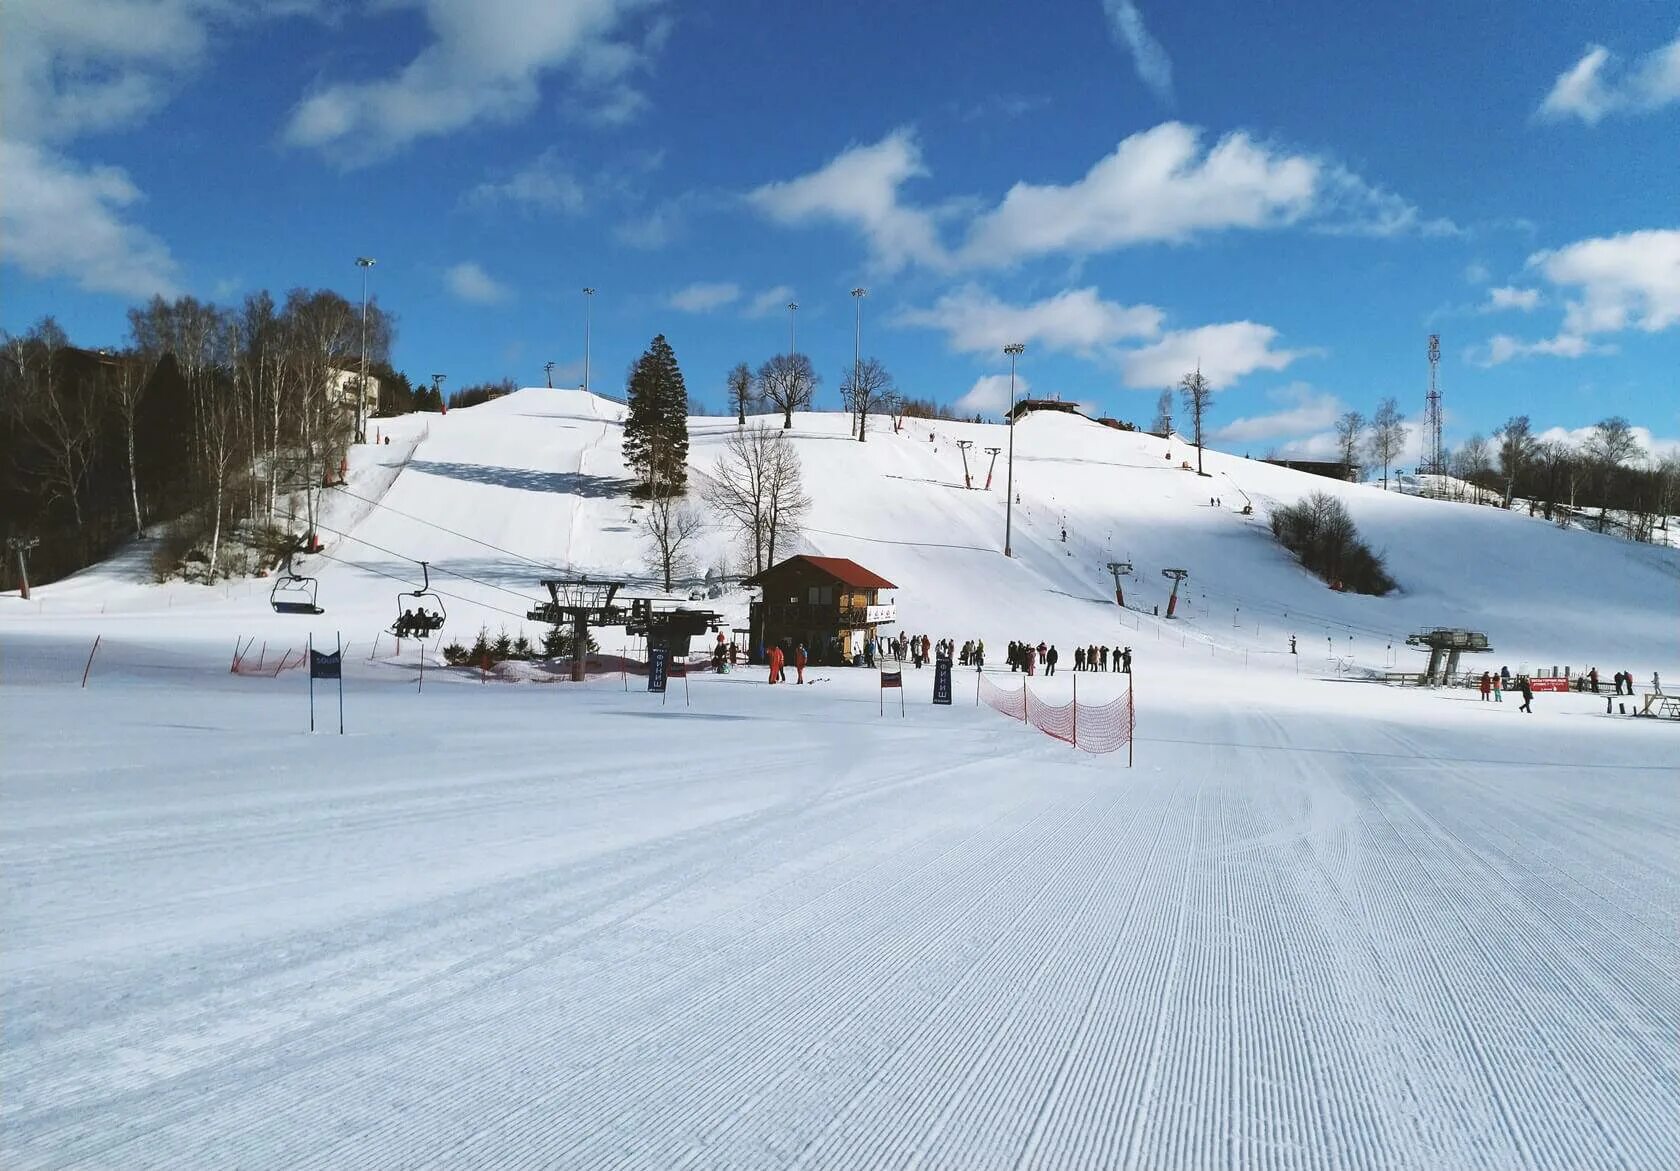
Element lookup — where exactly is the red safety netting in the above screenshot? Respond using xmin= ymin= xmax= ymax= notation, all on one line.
xmin=1027 ymin=687 xmax=1076 ymax=745
xmin=978 ymin=673 xmax=1135 ymax=756
xmin=978 ymin=672 xmax=1026 ymax=723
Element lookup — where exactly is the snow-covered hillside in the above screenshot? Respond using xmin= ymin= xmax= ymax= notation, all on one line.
xmin=4 ymin=388 xmax=1677 ymax=1169
xmin=14 ymin=386 xmax=1678 ymax=677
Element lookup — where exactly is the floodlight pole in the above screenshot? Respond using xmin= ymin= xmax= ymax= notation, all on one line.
xmin=788 ymin=301 xmax=798 ymax=355
xmin=851 ymin=287 xmax=866 ymax=440
xmin=582 ymin=288 xmax=595 ymax=394
xmin=1003 ymin=343 xmax=1025 ymax=556
xmin=544 ymin=360 xmax=555 ymax=389
xmin=355 ymin=257 xmax=376 ymax=444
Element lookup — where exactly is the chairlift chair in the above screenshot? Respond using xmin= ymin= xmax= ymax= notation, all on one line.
xmin=391 ymin=560 xmax=447 ymax=639
xmin=270 ymin=552 xmax=323 ymax=615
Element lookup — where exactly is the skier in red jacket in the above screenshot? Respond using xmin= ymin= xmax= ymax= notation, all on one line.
xmin=768 ymin=644 xmax=784 ymax=684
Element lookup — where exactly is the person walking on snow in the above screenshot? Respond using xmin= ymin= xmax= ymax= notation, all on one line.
xmin=1479 ymin=671 xmax=1492 ymax=701
xmin=1518 ymin=675 xmax=1534 ymax=713
xmin=1121 ymin=646 xmax=1132 ymax=674
xmin=795 ymin=643 xmax=807 ymax=684
xmin=1493 ymin=674 xmax=1502 ymax=703
xmin=1589 ymin=666 xmax=1599 ymax=693
xmin=768 ymin=643 xmax=784 ymax=684
xmin=1046 ymin=645 xmax=1059 ymax=676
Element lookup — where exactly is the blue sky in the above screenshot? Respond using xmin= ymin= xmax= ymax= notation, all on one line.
xmin=5 ymin=1 xmax=1678 ymax=462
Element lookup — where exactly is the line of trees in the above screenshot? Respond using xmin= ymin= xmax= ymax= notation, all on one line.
xmin=1443 ymin=414 xmax=1678 ymax=541
xmin=2 ymin=291 xmax=413 ymax=589
xmin=1270 ymin=492 xmax=1396 ymax=595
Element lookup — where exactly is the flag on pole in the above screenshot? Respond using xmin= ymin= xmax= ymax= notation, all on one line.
xmin=880 ymin=659 xmax=904 ymax=716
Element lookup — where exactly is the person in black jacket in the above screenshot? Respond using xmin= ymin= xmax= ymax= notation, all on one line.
xmin=1045 ymin=645 xmax=1059 ymax=676
xmin=1518 ymin=676 xmax=1534 ymax=713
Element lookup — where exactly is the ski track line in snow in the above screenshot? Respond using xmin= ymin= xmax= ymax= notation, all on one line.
xmin=765 ymin=776 xmax=1165 ymax=1171
xmin=1357 ymin=758 xmax=1602 ymax=1171
xmin=1350 ymin=733 xmax=1679 ymax=1166
xmin=396 ymin=763 xmax=1100 ymax=1170
xmin=5 ymin=743 xmax=1042 ymax=1167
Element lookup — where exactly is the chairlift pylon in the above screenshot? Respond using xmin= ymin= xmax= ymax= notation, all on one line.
xmin=391 ymin=560 xmax=446 ymax=639
xmin=270 ymin=549 xmax=323 ymax=615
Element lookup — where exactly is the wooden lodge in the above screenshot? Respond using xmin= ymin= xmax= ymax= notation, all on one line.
xmin=744 ymin=555 xmax=898 ymax=666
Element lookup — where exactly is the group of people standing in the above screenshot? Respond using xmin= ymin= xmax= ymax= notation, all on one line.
xmin=1072 ymin=644 xmax=1131 ymax=673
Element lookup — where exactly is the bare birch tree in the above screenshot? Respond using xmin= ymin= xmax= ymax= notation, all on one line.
xmin=643 ymin=495 xmax=703 ymax=590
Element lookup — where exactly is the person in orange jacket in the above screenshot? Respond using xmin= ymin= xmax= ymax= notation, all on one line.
xmin=795 ymin=642 xmax=808 ymax=684
xmin=768 ymin=643 xmax=784 ymax=684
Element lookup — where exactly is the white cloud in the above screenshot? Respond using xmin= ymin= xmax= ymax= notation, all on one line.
xmin=963 ymin=124 xmax=1319 ymax=265
xmin=747 ymin=129 xmax=945 ymax=272
xmin=670 ymin=281 xmax=740 ymax=313
xmin=1531 ymin=228 xmax=1680 ymax=336
xmin=1119 ymin=321 xmax=1308 ymax=389
xmin=743 ymin=285 xmax=795 ymax=319
xmin=0 ymin=0 xmax=227 ymax=143
xmin=1539 ymin=33 xmax=1680 ymax=124
xmin=0 ymin=139 xmax=180 ymax=298
xmin=751 ymin=122 xmax=1449 ymax=271
xmin=1102 ymin=0 xmax=1173 ymax=105
xmin=1210 ymin=384 xmax=1341 ymax=445
xmin=445 ymin=261 xmax=512 ymax=304
xmin=284 ymin=0 xmax=666 ymax=161
xmin=1471 ymin=228 xmax=1680 ymax=365
xmin=1464 ymin=261 xmax=1491 ymax=285
xmin=1471 ymin=332 xmax=1612 ymax=367
xmin=1484 ymin=285 xmax=1542 ymax=312
xmin=899 ymin=285 xmax=1162 ymax=355
xmin=955 ymin=373 xmax=1029 ymax=415
xmin=466 ymin=149 xmax=587 ymax=214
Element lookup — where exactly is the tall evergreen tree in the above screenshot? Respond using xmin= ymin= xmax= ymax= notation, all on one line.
xmin=622 ymin=334 xmax=689 ymax=497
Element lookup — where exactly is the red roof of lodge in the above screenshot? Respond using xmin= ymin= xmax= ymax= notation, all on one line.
xmin=745 ymin=555 xmax=896 ymax=591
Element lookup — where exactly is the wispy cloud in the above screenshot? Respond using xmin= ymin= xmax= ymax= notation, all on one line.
xmin=670 ymin=281 xmax=740 ymax=313
xmin=1472 ymin=227 xmax=1680 ymax=365
xmin=0 ymin=139 xmax=179 ymax=297
xmin=899 ymin=285 xmax=1162 ymax=355
xmin=284 ymin=0 xmax=669 ymax=163
xmin=743 ymin=285 xmax=795 ymax=318
xmin=1119 ymin=321 xmax=1311 ymax=389
xmin=466 ymin=149 xmax=587 ymax=214
xmin=1101 ymin=1 xmax=1174 ymax=105
xmin=747 ymin=129 xmax=945 ymax=273
xmin=445 ymin=261 xmax=512 ymax=305
xmin=1482 ymin=286 xmax=1542 ymax=313
xmin=1538 ymin=33 xmax=1680 ymax=124
xmin=1210 ymin=384 xmax=1341 ymax=445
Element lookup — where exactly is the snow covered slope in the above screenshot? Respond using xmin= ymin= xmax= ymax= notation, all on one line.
xmin=4 ymin=388 xmax=1678 ymax=1168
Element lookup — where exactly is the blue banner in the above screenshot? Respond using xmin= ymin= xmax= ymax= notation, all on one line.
xmin=933 ymin=657 xmax=952 ymax=705
xmin=647 ymin=647 xmax=668 ymax=692
xmin=309 ymin=650 xmax=342 ymax=680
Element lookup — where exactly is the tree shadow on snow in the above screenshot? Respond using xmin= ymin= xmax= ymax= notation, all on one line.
xmin=410 ymin=460 xmax=632 ymax=498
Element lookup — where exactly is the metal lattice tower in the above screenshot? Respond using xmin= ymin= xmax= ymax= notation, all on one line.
xmin=1423 ymin=333 xmax=1443 ymax=480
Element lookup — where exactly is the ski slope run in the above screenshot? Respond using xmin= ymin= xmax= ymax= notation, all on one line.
xmin=2 ymin=659 xmax=1677 ymax=1168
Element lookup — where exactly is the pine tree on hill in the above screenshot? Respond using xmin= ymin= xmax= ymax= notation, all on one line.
xmin=622 ymin=334 xmax=689 ymax=497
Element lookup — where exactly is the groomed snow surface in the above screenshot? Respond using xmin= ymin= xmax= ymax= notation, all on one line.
xmin=4 ymin=389 xmax=1678 ymax=1168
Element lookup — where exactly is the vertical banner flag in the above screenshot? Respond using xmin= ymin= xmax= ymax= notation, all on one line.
xmin=647 ymin=647 xmax=669 ymax=693
xmin=933 ymin=655 xmax=953 ymax=705
xmin=879 ymin=658 xmax=903 ymax=716
xmin=308 ymin=634 xmax=344 ymax=734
